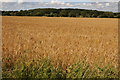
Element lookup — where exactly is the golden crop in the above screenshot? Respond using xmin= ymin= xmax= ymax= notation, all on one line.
xmin=2 ymin=16 xmax=118 ymax=70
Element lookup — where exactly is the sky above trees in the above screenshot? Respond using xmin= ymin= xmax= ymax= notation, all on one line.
xmin=1 ymin=0 xmax=119 ymax=12
xmin=1 ymin=2 xmax=119 ymax=12
xmin=1 ymin=0 xmax=120 ymax=2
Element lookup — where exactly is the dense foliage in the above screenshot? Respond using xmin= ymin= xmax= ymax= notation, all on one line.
xmin=2 ymin=8 xmax=120 ymax=18
xmin=3 ymin=58 xmax=118 ymax=79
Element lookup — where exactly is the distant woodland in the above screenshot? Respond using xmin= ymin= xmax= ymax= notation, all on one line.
xmin=1 ymin=8 xmax=120 ymax=18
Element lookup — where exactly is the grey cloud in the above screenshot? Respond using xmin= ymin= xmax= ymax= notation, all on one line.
xmin=1 ymin=2 xmax=119 ymax=12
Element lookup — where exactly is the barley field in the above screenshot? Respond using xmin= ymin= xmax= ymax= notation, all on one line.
xmin=2 ymin=16 xmax=119 ymax=78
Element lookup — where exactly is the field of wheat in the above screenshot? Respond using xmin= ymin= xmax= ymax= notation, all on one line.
xmin=2 ymin=16 xmax=119 ymax=78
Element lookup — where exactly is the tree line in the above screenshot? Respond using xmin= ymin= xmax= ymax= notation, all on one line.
xmin=1 ymin=8 xmax=120 ymax=18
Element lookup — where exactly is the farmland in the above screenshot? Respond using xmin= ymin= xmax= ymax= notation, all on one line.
xmin=2 ymin=16 xmax=119 ymax=78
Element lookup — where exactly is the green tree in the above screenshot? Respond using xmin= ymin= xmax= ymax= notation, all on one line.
xmin=68 ymin=11 xmax=76 ymax=17
xmin=92 ymin=12 xmax=99 ymax=18
xmin=80 ymin=11 xmax=87 ymax=17
xmin=59 ymin=10 xmax=69 ymax=17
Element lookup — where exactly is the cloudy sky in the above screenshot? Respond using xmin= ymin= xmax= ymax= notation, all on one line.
xmin=0 ymin=0 xmax=120 ymax=12
xmin=0 ymin=0 xmax=120 ymax=2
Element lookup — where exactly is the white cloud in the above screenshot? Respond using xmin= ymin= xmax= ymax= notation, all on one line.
xmin=49 ymin=0 xmax=73 ymax=7
xmin=83 ymin=3 xmax=86 ymax=5
xmin=106 ymin=3 xmax=110 ymax=6
xmin=0 ymin=0 xmax=43 ymax=2
xmin=98 ymin=4 xmax=102 ymax=6
xmin=66 ymin=3 xmax=71 ymax=6
xmin=0 ymin=0 xmax=17 ymax=2
xmin=1 ymin=1 xmax=119 ymax=12
xmin=51 ymin=0 xmax=64 ymax=5
xmin=1 ymin=0 xmax=120 ymax=2
xmin=77 ymin=0 xmax=120 ymax=2
xmin=18 ymin=0 xmax=24 ymax=3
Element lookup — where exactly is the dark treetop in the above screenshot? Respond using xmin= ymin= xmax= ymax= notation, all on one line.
xmin=1 ymin=8 xmax=120 ymax=18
